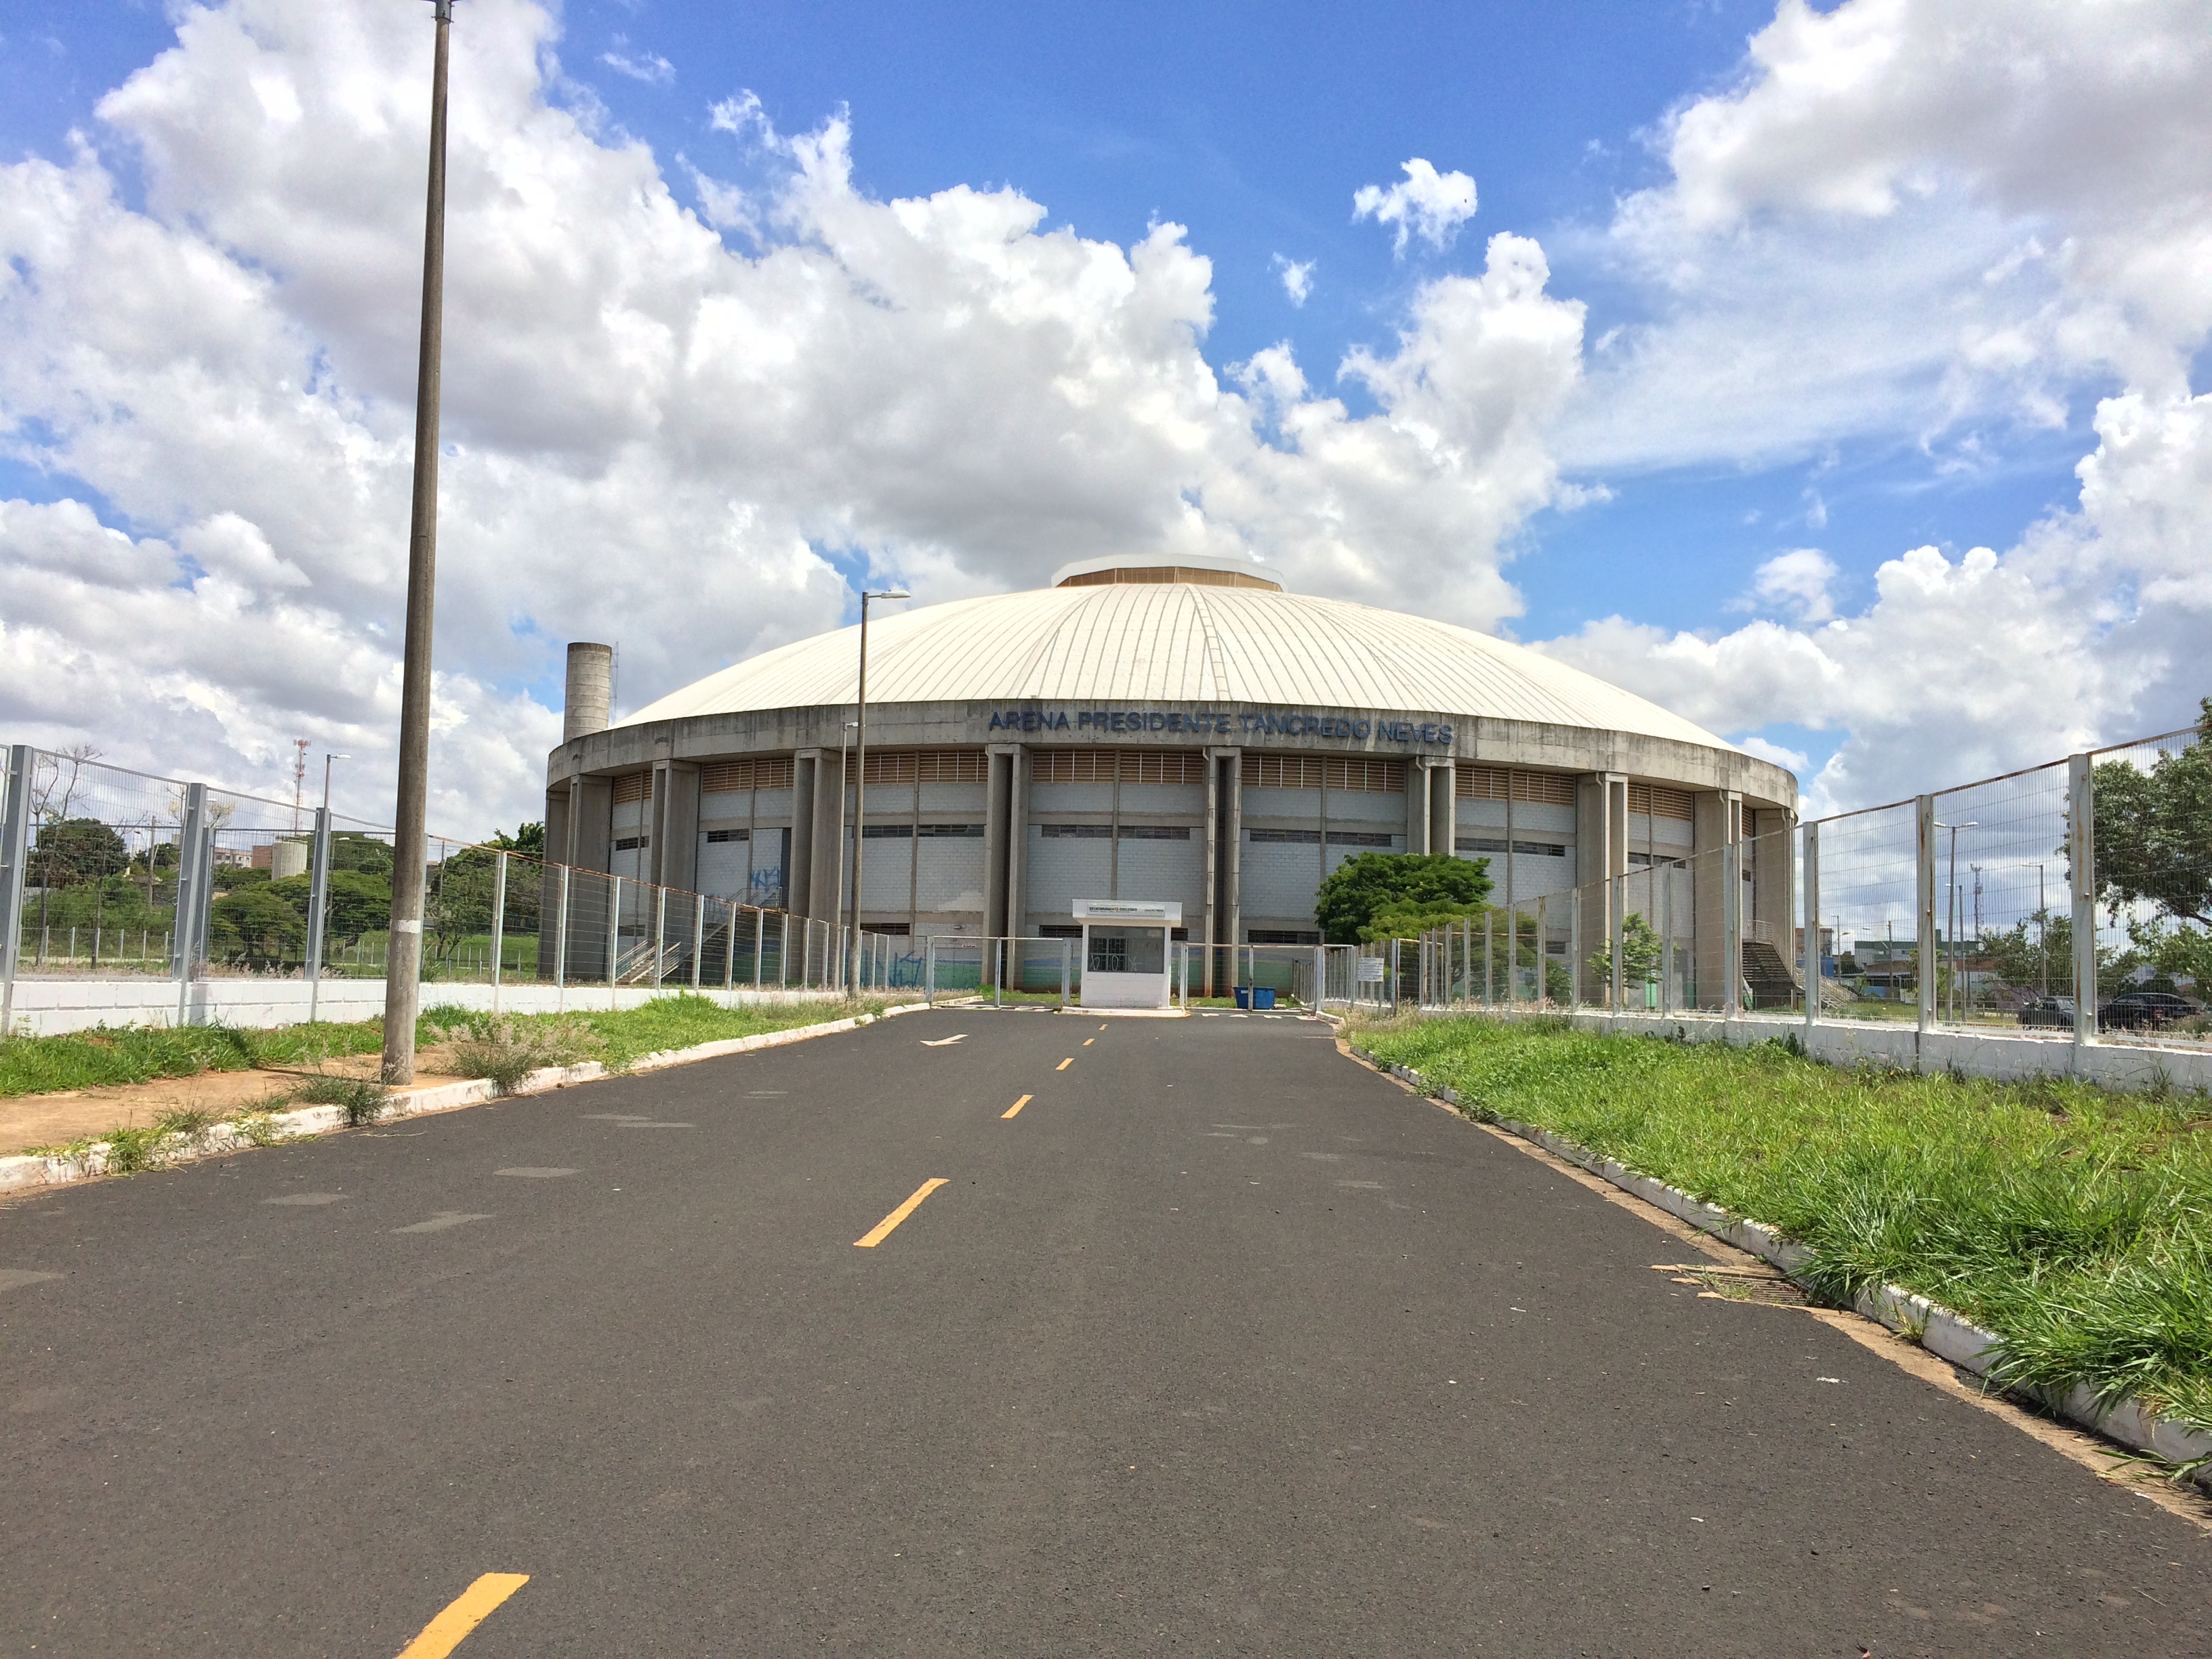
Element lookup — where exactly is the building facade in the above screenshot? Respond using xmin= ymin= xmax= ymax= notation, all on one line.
xmin=543 ymin=556 xmax=1798 ymax=994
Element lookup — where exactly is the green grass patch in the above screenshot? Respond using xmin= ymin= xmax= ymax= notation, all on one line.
xmin=1351 ymin=1013 xmax=2212 ymax=1435
xmin=0 ymin=1020 xmax=386 ymax=1097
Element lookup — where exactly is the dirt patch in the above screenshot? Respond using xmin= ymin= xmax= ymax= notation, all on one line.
xmin=0 ymin=1042 xmax=478 ymax=1158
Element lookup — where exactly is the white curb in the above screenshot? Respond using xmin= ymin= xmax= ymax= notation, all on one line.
xmin=0 ymin=1002 xmax=933 ymax=1198
xmin=1351 ymin=1044 xmax=2212 ymax=1492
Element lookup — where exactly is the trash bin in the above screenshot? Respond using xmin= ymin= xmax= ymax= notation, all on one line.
xmin=1251 ymin=987 xmax=1276 ymax=1010
xmin=1233 ymin=986 xmax=1251 ymax=1008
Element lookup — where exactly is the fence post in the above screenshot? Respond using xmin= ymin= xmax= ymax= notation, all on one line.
xmin=1801 ymin=823 xmax=1819 ymax=1037
xmin=1060 ymin=938 xmax=1070 ymax=1010
xmin=1914 ymin=794 xmax=1937 ymax=1039
xmin=1723 ymin=831 xmax=1744 ymax=1022
xmin=1660 ymin=862 xmax=1674 ymax=1015
xmin=924 ymin=934 xmax=936 ymax=1004
xmin=1610 ymin=874 xmax=1624 ymax=1015
xmin=723 ymin=901 xmax=736 ymax=991
xmin=608 ymin=874 xmax=623 ymax=1006
xmin=0 ymin=745 xmax=30 ymax=1039
xmin=753 ymin=907 xmax=764 ymax=991
xmin=173 ymin=782 xmax=209 ymax=1027
xmin=306 ymin=807 xmax=334 ymax=1024
xmin=2068 ymin=754 xmax=2097 ymax=1052
xmin=487 ymin=848 xmax=508 ymax=1015
xmin=651 ymin=887 xmax=667 ymax=990
xmin=553 ymin=865 xmax=570 ymax=1008
xmin=691 ymin=893 xmax=705 ymax=990
xmin=993 ymin=939 xmax=1002 ymax=1008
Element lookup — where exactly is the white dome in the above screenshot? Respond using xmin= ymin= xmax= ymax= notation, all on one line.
xmin=619 ymin=583 xmax=1735 ymax=753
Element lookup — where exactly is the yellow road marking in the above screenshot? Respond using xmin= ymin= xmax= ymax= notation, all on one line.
xmin=1099 ymin=1023 xmax=1108 ymax=1030
xmin=1057 ymin=1057 xmax=1073 ymax=1071
xmin=1082 ymin=1038 xmax=1094 ymax=1046
xmin=395 ymin=1574 xmax=530 ymax=1659
xmin=1002 ymin=1093 xmax=1033 ymax=1120
xmin=855 ymin=1179 xmax=949 ymax=1247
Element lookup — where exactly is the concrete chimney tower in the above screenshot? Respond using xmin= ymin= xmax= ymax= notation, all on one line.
xmin=564 ymin=642 xmax=614 ymax=742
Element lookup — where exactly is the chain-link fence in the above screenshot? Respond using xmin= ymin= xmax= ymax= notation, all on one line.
xmin=0 ymin=743 xmax=895 ymax=1033
xmin=1414 ymin=712 xmax=2211 ymax=1050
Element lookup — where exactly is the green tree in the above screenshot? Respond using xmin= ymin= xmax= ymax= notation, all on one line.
xmin=426 ymin=846 xmax=500 ymax=962
xmin=2091 ymin=696 xmax=2212 ymax=930
xmin=1361 ymin=901 xmax=1490 ymax=944
xmin=270 ymin=869 xmax=392 ymax=946
xmin=487 ymin=821 xmax=546 ymax=857
xmin=1315 ymin=853 xmax=1491 ymax=945
xmin=211 ymin=884 xmax=306 ymax=970
xmin=1588 ymin=912 xmax=1663 ymax=988
xmin=1982 ymin=908 xmax=2142 ymax=998
xmin=28 ymin=817 xmax=127 ymax=888
xmin=330 ymin=832 xmax=394 ymax=877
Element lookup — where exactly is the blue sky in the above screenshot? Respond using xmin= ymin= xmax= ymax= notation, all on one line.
xmin=1 ymin=0 xmax=2205 ymax=830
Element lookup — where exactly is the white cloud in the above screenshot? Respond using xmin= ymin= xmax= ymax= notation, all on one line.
xmin=1740 ymin=548 xmax=1837 ymax=623
xmin=0 ymin=1 xmax=1584 ymax=836
xmin=1541 ymin=0 xmax=2212 ymax=813
xmin=1273 ymin=254 xmax=1314 ymax=306
xmin=1353 ymin=159 xmax=1477 ymax=256
xmin=601 ymin=37 xmax=672 ymax=85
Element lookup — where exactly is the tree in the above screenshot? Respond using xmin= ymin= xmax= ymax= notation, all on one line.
xmin=1361 ymin=902 xmax=1489 ymax=944
xmin=487 ymin=822 xmax=546 ymax=857
xmin=1315 ymin=853 xmax=1492 ymax=945
xmin=2091 ymin=696 xmax=2212 ymax=930
xmin=28 ymin=817 xmax=127 ymax=888
xmin=330 ymin=832 xmax=394 ymax=877
xmin=1982 ymin=908 xmax=2142 ymax=998
xmin=426 ymin=846 xmax=499 ymax=962
xmin=1588 ymin=912 xmax=1663 ymax=988
xmin=270 ymin=869 xmax=392 ymax=947
xmin=211 ymin=884 xmax=306 ymax=971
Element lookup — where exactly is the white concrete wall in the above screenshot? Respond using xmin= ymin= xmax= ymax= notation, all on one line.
xmin=4 ymin=976 xmax=846 ymax=1037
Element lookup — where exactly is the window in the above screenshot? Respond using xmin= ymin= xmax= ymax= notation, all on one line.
xmin=613 ymin=836 xmax=649 ymax=852
xmin=704 ymin=828 xmax=747 ymax=844
xmin=612 ymin=773 xmax=651 ymax=804
xmin=863 ymin=749 xmax=988 ymax=784
xmin=861 ymin=823 xmax=913 ymax=839
xmin=1327 ymin=830 xmax=1395 ymax=848
xmin=869 ymin=922 xmax=912 ymax=937
xmin=918 ymin=822 xmax=984 ymax=838
xmin=1249 ymin=929 xmax=1320 ymax=945
xmin=1248 ymin=827 xmax=1322 ymax=844
xmin=1040 ymin=823 xmax=1112 ymax=838
xmin=1032 ymin=748 xmax=1206 ymax=785
xmin=1628 ymin=782 xmax=1694 ymax=821
xmin=1038 ymin=924 xmax=1083 ymax=939
xmin=1242 ymin=754 xmax=1326 ymax=790
xmin=1456 ymin=838 xmax=1565 ymax=857
xmin=699 ymin=756 xmax=796 ymax=793
xmin=1118 ymin=823 xmax=1189 ymax=840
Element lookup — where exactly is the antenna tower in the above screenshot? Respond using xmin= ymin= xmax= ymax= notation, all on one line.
xmin=292 ymin=738 xmax=310 ymax=832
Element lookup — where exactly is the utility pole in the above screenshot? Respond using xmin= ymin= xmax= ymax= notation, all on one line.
xmin=382 ymin=0 xmax=455 ymax=1086
xmin=291 ymin=738 xmax=310 ymax=832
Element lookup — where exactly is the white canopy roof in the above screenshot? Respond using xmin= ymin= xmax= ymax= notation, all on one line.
xmin=617 ymin=583 xmax=1734 ymax=752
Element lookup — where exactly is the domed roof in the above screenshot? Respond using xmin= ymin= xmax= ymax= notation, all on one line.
xmin=618 ymin=583 xmax=1735 ymax=752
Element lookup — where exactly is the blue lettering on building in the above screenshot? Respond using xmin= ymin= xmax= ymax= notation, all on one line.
xmin=989 ymin=707 xmax=1452 ymax=746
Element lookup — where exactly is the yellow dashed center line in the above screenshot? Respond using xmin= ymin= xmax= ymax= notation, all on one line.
xmin=1002 ymin=1094 xmax=1033 ymax=1120
xmin=1082 ymin=1038 xmax=1095 ymax=1046
xmin=855 ymin=1178 xmax=949 ymax=1248
xmin=395 ymin=1574 xmax=530 ymax=1659
xmin=1057 ymin=1058 xmax=1073 ymax=1071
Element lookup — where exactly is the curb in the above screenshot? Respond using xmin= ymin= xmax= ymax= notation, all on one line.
xmin=0 ymin=1002 xmax=933 ymax=1197
xmin=1348 ymin=1044 xmax=2212 ymax=1492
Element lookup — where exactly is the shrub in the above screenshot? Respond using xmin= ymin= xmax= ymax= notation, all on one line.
xmin=288 ymin=1074 xmax=390 ymax=1126
xmin=451 ymin=1017 xmax=598 ymax=1094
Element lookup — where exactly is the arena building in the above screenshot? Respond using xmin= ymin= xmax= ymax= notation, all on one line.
xmin=544 ymin=554 xmax=1797 ymax=994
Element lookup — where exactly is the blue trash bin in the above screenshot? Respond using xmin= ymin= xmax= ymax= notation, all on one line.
xmin=1252 ymin=987 xmax=1276 ymax=1010
xmin=1233 ymin=987 xmax=1252 ymax=1009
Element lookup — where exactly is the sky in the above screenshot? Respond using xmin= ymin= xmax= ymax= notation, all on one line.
xmin=1 ymin=0 xmax=2207 ymax=836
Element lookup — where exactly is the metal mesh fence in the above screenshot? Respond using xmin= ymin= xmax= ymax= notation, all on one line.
xmin=2087 ymin=727 xmax=2212 ymax=1044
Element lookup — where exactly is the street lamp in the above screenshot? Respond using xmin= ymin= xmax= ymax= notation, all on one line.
xmin=383 ymin=0 xmax=458 ymax=1086
xmin=848 ymin=588 xmax=909 ymax=994
xmin=323 ymin=754 xmax=351 ymax=813
xmin=833 ymin=720 xmax=857 ymax=984
xmin=1936 ymin=819 xmax=1976 ymax=1022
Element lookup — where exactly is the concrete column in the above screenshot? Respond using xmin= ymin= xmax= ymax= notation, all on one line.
xmin=1748 ymin=806 xmax=1796 ymax=961
xmin=983 ymin=744 xmax=1018 ymax=948
xmin=565 ymin=774 xmax=611 ymax=872
xmin=1691 ymin=789 xmax=1740 ymax=1011
xmin=1575 ymin=773 xmax=1628 ymax=1004
xmin=1006 ymin=745 xmax=1031 ymax=937
xmin=1204 ymin=747 xmax=1241 ymax=994
xmin=562 ymin=642 xmax=613 ymax=741
xmin=1406 ymin=761 xmax=1432 ymax=854
xmin=649 ymin=761 xmax=700 ymax=894
xmin=790 ymin=750 xmax=820 ymax=916
xmin=2068 ymin=753 xmax=2097 ymax=1048
xmin=1916 ymin=792 xmax=1938 ymax=1036
xmin=1430 ymin=761 xmax=1456 ymax=861
xmin=539 ymin=783 xmax=571 ymax=979
xmin=808 ymin=748 xmax=844 ymax=923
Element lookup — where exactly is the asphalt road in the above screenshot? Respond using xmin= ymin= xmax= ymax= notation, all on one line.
xmin=3 ymin=1007 xmax=2207 ymax=1657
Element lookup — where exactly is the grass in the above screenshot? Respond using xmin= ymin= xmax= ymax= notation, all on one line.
xmin=0 ymin=1020 xmax=386 ymax=1097
xmin=1351 ymin=1012 xmax=2212 ymax=1438
xmin=285 ymin=1074 xmax=390 ymax=1126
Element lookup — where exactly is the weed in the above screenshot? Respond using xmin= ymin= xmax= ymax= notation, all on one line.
xmin=152 ymin=1107 xmax=218 ymax=1139
xmin=287 ymin=1074 xmax=390 ymax=1126
xmin=451 ymin=1017 xmax=598 ymax=1094
xmin=102 ymin=1125 xmax=167 ymax=1175
xmin=229 ymin=1111 xmax=287 ymax=1148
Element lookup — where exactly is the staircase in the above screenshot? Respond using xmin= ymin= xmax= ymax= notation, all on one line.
xmin=1740 ymin=939 xmax=1854 ymax=1011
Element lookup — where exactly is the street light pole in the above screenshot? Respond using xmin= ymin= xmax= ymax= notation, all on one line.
xmin=1936 ymin=819 xmax=1976 ymax=1023
xmin=834 ymin=720 xmax=856 ymax=984
xmin=323 ymin=754 xmax=351 ymax=813
xmin=382 ymin=0 xmax=456 ymax=1086
xmin=847 ymin=588 xmax=908 ymax=994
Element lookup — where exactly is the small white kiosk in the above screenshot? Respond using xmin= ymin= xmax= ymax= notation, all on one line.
xmin=1074 ymin=899 xmax=1181 ymax=1010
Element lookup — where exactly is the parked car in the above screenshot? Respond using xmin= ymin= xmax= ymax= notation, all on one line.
xmin=2017 ymin=996 xmax=2076 ymax=1029
xmin=2099 ymin=991 xmax=2204 ymax=1031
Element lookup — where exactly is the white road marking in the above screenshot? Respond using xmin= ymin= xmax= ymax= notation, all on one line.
xmin=495 ymin=1168 xmax=579 ymax=1179
xmin=920 ymin=1034 xmax=968 ymax=1047
xmin=618 ymin=1122 xmax=695 ymax=1130
xmin=394 ymin=1212 xmax=494 ymax=1235
xmin=0 ymin=1269 xmax=62 ymax=1294
xmin=263 ymin=1193 xmax=346 ymax=1206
